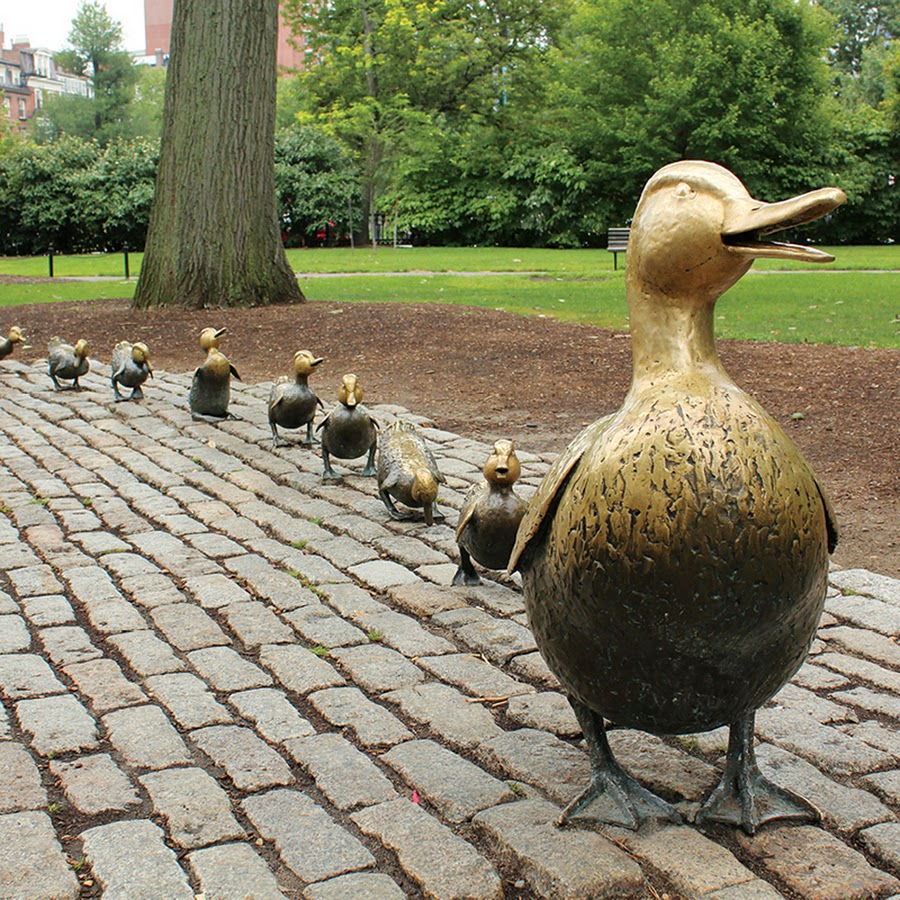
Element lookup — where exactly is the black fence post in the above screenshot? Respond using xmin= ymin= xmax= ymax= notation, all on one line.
xmin=48 ymin=246 xmax=54 ymax=278
xmin=124 ymin=247 xmax=130 ymax=280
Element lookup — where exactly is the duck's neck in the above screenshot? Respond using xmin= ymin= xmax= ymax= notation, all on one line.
xmin=627 ymin=287 xmax=729 ymax=387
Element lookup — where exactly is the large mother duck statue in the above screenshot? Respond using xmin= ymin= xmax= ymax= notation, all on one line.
xmin=509 ymin=161 xmax=845 ymax=835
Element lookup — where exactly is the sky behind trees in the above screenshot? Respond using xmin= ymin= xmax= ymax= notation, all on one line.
xmin=4 ymin=1 xmax=145 ymax=53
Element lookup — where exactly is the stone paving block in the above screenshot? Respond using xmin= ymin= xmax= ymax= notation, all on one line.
xmin=825 ymin=592 xmax=900 ymax=636
xmin=0 ymin=653 xmax=67 ymax=699
xmin=772 ymin=681 xmax=858 ymax=724
xmin=329 ymin=643 xmax=426 ymax=693
xmin=20 ymin=594 xmax=75 ymax=627
xmin=860 ymin=822 xmax=900 ymax=871
xmin=0 ymin=811 xmax=79 ymax=900
xmin=352 ymin=797 xmax=502 ymax=900
xmin=50 ymin=753 xmax=140 ymax=815
xmin=0 ymin=614 xmax=30 ymax=652
xmin=284 ymin=603 xmax=368 ymax=648
xmin=221 ymin=600 xmax=295 ymax=647
xmin=819 ymin=624 xmax=900 ymax=668
xmin=151 ymin=603 xmax=231 ymax=651
xmin=284 ymin=732 xmax=398 ymax=810
xmin=829 ymin=569 xmax=900 ymax=604
xmin=6 ymin=564 xmax=64 ymax=597
xmin=383 ymin=739 xmax=515 ymax=824
xmin=432 ymin=606 xmax=536 ymax=663
xmin=303 ymin=872 xmax=406 ymax=900
xmin=104 ymin=703 xmax=193 ymax=768
xmin=140 ymin=766 xmax=245 ymax=848
xmin=863 ymin=769 xmax=900 ymax=805
xmin=230 ymin=688 xmax=316 ymax=743
xmin=119 ymin=571 xmax=187 ymax=607
xmin=105 ymin=629 xmax=186 ymax=677
xmin=417 ymin=653 xmax=536 ymax=700
xmin=183 ymin=531 xmax=247 ymax=559
xmin=476 ymin=728 xmax=590 ymax=806
xmin=384 ymin=682 xmax=503 ymax=751
xmin=756 ymin=706 xmax=894 ymax=776
xmin=243 ymin=788 xmax=375 ymax=882
xmin=187 ymin=645 xmax=273 ymax=691
xmin=356 ymin=608 xmax=456 ymax=657
xmin=183 ymin=572 xmax=253 ymax=609
xmin=506 ymin=691 xmax=581 ymax=737
xmin=833 ymin=685 xmax=900 ymax=719
xmin=0 ymin=742 xmax=46 ymax=812
xmin=507 ymin=651 xmax=561 ymax=688
xmin=375 ymin=534 xmax=449 ymax=567
xmin=63 ymin=658 xmax=147 ymax=713
xmin=309 ymin=686 xmax=412 ymax=748
xmin=260 ymin=643 xmax=346 ymax=694
xmin=81 ymin=819 xmax=195 ymax=900
xmin=188 ymin=842 xmax=291 ymax=900
xmin=16 ymin=694 xmax=99 ymax=756
xmin=819 ymin=650 xmax=900 ymax=693
xmin=474 ymin=798 xmax=645 ymax=899
xmin=703 ymin=880 xmax=787 ymax=899
xmin=349 ymin=559 xmax=422 ymax=590
xmin=318 ymin=581 xmax=386 ymax=618
xmin=39 ymin=625 xmax=102 ymax=666
xmin=145 ymin=671 xmax=234 ymax=729
xmin=191 ymin=725 xmax=294 ymax=791
xmin=224 ymin=555 xmax=321 ymax=610
xmin=386 ymin=581 xmax=468 ymax=616
xmin=757 ymin=743 xmax=894 ymax=830
xmin=736 ymin=824 xmax=900 ymax=900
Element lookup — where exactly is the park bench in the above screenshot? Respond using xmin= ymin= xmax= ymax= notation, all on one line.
xmin=607 ymin=227 xmax=631 ymax=270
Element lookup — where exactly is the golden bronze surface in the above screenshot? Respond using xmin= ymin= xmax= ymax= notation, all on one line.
xmin=377 ymin=421 xmax=445 ymax=526
xmin=189 ymin=327 xmax=241 ymax=420
xmin=111 ymin=340 xmax=154 ymax=402
xmin=318 ymin=374 xmax=378 ymax=478
xmin=268 ymin=350 xmax=325 ymax=446
xmin=47 ymin=336 xmax=90 ymax=391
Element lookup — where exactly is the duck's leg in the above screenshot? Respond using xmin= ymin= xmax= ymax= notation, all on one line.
xmin=562 ymin=698 xmax=682 ymax=829
xmin=270 ymin=422 xmax=289 ymax=447
xmin=361 ymin=444 xmax=377 ymax=477
xmin=695 ymin=712 xmax=819 ymax=835
xmin=452 ymin=547 xmax=481 ymax=586
xmin=379 ymin=489 xmax=412 ymax=521
xmin=322 ymin=448 xmax=340 ymax=480
xmin=130 ymin=385 xmax=144 ymax=401
xmin=305 ymin=421 xmax=318 ymax=445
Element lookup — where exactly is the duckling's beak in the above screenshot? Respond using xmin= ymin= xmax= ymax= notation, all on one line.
xmin=722 ymin=187 xmax=846 ymax=263
xmin=215 ymin=328 xmax=227 ymax=338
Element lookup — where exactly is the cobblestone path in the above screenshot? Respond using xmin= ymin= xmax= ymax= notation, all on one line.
xmin=0 ymin=357 xmax=898 ymax=900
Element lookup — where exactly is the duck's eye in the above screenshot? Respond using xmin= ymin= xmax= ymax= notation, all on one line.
xmin=674 ymin=182 xmax=695 ymax=199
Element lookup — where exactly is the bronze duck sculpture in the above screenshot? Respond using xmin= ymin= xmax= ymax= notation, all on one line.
xmin=318 ymin=373 xmax=378 ymax=478
xmin=111 ymin=340 xmax=153 ymax=402
xmin=189 ymin=327 xmax=241 ymax=420
xmin=453 ymin=439 xmax=528 ymax=586
xmin=377 ymin=421 xmax=445 ymax=525
xmin=268 ymin=350 xmax=325 ymax=446
xmin=0 ymin=326 xmax=25 ymax=361
xmin=48 ymin=336 xmax=90 ymax=391
xmin=509 ymin=160 xmax=845 ymax=835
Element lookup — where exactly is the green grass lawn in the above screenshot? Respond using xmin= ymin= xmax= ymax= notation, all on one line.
xmin=1 ymin=246 xmax=897 ymax=348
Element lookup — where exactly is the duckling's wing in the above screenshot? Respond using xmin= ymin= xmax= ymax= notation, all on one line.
xmin=508 ymin=413 xmax=615 ymax=572
xmin=230 ymin=364 xmax=242 ymax=381
xmin=455 ymin=482 xmax=486 ymax=541
xmin=315 ymin=408 xmax=333 ymax=432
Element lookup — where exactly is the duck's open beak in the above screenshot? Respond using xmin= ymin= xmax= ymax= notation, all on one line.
xmin=215 ymin=328 xmax=227 ymax=338
xmin=722 ymin=187 xmax=846 ymax=263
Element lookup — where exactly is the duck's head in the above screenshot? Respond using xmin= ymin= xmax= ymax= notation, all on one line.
xmin=74 ymin=339 xmax=89 ymax=359
xmin=7 ymin=326 xmax=24 ymax=344
xmin=338 ymin=373 xmax=363 ymax=408
xmin=484 ymin=439 xmax=521 ymax=487
xmin=133 ymin=342 xmax=153 ymax=372
xmin=293 ymin=350 xmax=325 ymax=377
xmin=628 ymin=161 xmax=846 ymax=306
xmin=199 ymin=327 xmax=226 ymax=352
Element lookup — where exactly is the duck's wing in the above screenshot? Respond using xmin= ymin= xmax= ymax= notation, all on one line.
xmin=229 ymin=364 xmax=242 ymax=381
xmin=508 ymin=413 xmax=615 ymax=573
xmin=455 ymin=482 xmax=486 ymax=541
xmin=814 ymin=473 xmax=839 ymax=554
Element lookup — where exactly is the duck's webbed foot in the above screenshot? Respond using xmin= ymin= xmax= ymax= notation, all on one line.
xmin=361 ymin=447 xmax=377 ymax=477
xmin=562 ymin=698 xmax=682 ymax=830
xmin=695 ymin=713 xmax=819 ymax=835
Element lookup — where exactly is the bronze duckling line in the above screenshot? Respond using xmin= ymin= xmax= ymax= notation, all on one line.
xmin=0 ymin=326 xmax=26 ymax=361
xmin=189 ymin=327 xmax=241 ymax=420
xmin=111 ymin=341 xmax=153 ymax=402
xmin=268 ymin=350 xmax=325 ymax=446
xmin=377 ymin=421 xmax=445 ymax=526
xmin=510 ymin=160 xmax=845 ymax=835
xmin=48 ymin=336 xmax=90 ymax=391
xmin=453 ymin=439 xmax=528 ymax=586
xmin=317 ymin=373 xmax=378 ymax=478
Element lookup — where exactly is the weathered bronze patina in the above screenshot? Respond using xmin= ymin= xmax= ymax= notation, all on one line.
xmin=48 ymin=336 xmax=90 ymax=391
xmin=318 ymin=373 xmax=378 ymax=478
xmin=453 ymin=439 xmax=528 ymax=586
xmin=189 ymin=327 xmax=241 ymax=420
xmin=510 ymin=161 xmax=845 ymax=835
xmin=111 ymin=341 xmax=153 ymax=402
xmin=0 ymin=326 xmax=25 ymax=361
xmin=377 ymin=421 xmax=445 ymax=526
xmin=268 ymin=350 xmax=325 ymax=446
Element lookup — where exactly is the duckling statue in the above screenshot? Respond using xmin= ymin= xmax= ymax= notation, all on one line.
xmin=0 ymin=326 xmax=25 ymax=361
xmin=377 ymin=421 xmax=445 ymax=526
xmin=317 ymin=373 xmax=378 ymax=478
xmin=111 ymin=340 xmax=153 ymax=402
xmin=509 ymin=161 xmax=845 ymax=836
xmin=268 ymin=350 xmax=325 ymax=446
xmin=453 ymin=440 xmax=528 ymax=586
xmin=189 ymin=327 xmax=241 ymax=420
xmin=48 ymin=336 xmax=90 ymax=391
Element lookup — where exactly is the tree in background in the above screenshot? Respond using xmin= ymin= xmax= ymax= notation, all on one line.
xmin=134 ymin=0 xmax=303 ymax=309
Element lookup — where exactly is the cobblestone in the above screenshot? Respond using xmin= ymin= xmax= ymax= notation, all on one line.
xmin=50 ymin=753 xmax=140 ymax=815
xmin=0 ymin=811 xmax=79 ymax=899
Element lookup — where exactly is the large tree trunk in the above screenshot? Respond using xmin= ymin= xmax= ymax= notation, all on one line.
xmin=134 ymin=0 xmax=304 ymax=309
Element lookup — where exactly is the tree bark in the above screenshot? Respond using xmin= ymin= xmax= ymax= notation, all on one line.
xmin=133 ymin=0 xmax=304 ymax=309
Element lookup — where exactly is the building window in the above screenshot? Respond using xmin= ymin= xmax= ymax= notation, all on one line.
xmin=18 ymin=99 xmax=26 ymax=119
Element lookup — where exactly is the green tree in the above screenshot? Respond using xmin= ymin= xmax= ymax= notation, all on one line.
xmin=134 ymin=0 xmax=303 ymax=309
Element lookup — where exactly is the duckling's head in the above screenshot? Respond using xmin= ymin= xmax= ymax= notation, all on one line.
xmin=74 ymin=339 xmax=89 ymax=359
xmin=338 ymin=373 xmax=363 ymax=408
xmin=7 ymin=326 xmax=24 ymax=344
xmin=411 ymin=468 xmax=439 ymax=506
xmin=199 ymin=327 xmax=226 ymax=352
xmin=484 ymin=439 xmax=521 ymax=487
xmin=132 ymin=342 xmax=153 ymax=371
xmin=293 ymin=350 xmax=325 ymax=377
xmin=628 ymin=161 xmax=846 ymax=306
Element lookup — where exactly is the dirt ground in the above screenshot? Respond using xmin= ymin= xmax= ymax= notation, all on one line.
xmin=5 ymin=287 xmax=898 ymax=579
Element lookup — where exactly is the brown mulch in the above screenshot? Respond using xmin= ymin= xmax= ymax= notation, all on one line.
xmin=6 ymin=293 xmax=898 ymax=579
